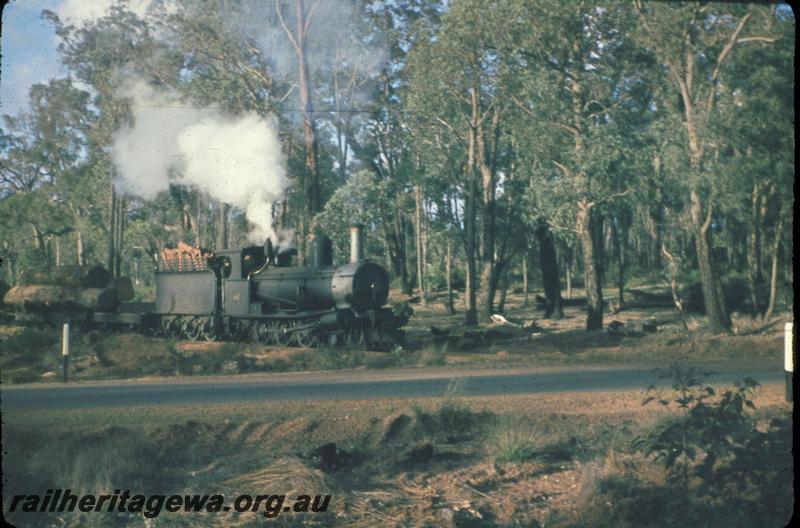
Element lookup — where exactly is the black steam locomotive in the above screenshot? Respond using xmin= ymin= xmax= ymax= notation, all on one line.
xmin=3 ymin=225 xmax=408 ymax=349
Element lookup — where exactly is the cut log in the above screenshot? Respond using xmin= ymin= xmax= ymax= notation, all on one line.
xmin=4 ymin=285 xmax=119 ymax=311
xmin=535 ymin=294 xmax=586 ymax=307
xmin=82 ymin=265 xmax=111 ymax=288
xmin=4 ymin=285 xmax=79 ymax=307
xmin=78 ymin=288 xmax=118 ymax=311
xmin=113 ymin=277 xmax=135 ymax=302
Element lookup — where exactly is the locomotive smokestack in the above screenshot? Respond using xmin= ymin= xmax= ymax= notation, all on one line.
xmin=313 ymin=235 xmax=333 ymax=267
xmin=350 ymin=224 xmax=364 ymax=263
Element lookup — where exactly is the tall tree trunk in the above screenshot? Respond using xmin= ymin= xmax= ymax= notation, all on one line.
xmin=496 ymin=261 xmax=510 ymax=313
xmin=536 ymin=224 xmax=563 ymax=319
xmin=464 ymin=175 xmax=478 ymax=325
xmin=612 ymin=219 xmax=627 ymax=305
xmin=464 ymin=97 xmax=479 ymax=326
xmin=522 ymin=253 xmax=529 ymax=307
xmin=565 ymin=249 xmax=572 ymax=299
xmin=445 ymin=240 xmax=455 ymax=315
xmin=577 ymin=202 xmax=603 ymax=330
xmin=746 ymin=183 xmax=762 ymax=317
xmin=115 ymin=197 xmax=125 ymax=278
xmin=690 ymin=190 xmax=731 ymax=332
xmin=763 ymin=213 xmax=783 ymax=322
xmin=649 ymin=156 xmax=664 ymax=269
xmin=76 ymin=231 xmax=84 ymax=267
xmin=477 ymin=111 xmax=499 ymax=318
xmin=414 ymin=184 xmax=427 ymax=305
xmin=108 ymin=186 xmax=116 ymax=273
xmin=194 ymin=193 xmax=202 ymax=248
xmin=277 ymin=0 xmax=320 ymax=261
xmin=217 ymin=202 xmax=230 ymax=250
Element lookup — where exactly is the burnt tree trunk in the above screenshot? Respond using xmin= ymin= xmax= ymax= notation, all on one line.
xmin=536 ymin=224 xmax=563 ymax=319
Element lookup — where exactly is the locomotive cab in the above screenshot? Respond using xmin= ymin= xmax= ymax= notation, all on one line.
xmin=215 ymin=246 xmax=268 ymax=317
xmin=212 ymin=246 xmax=267 ymax=279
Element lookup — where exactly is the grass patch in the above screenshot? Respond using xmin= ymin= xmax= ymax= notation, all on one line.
xmin=418 ymin=342 xmax=447 ymax=367
xmin=310 ymin=346 xmax=365 ymax=370
xmin=491 ymin=416 xmax=540 ymax=464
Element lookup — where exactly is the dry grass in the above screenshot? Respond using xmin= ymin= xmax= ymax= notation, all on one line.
xmin=3 ymin=381 xmax=790 ymax=527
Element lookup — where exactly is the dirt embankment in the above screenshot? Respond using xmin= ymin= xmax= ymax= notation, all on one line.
xmin=3 ymin=385 xmax=791 ymax=528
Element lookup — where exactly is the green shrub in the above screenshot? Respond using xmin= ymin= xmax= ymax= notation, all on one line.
xmin=632 ymin=362 xmax=793 ymax=526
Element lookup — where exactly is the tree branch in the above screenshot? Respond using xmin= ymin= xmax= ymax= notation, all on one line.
xmin=275 ymin=0 xmax=300 ymax=52
xmin=706 ymin=12 xmax=752 ymax=113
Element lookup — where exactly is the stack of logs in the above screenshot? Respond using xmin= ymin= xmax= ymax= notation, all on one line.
xmin=3 ymin=265 xmax=134 ymax=312
xmin=160 ymin=242 xmax=210 ymax=271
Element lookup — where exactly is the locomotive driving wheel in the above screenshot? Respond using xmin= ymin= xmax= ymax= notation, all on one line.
xmin=185 ymin=318 xmax=203 ymax=341
xmin=201 ymin=319 xmax=219 ymax=341
xmin=274 ymin=321 xmax=293 ymax=347
xmin=296 ymin=329 xmax=318 ymax=348
xmin=162 ymin=317 xmax=181 ymax=338
xmin=344 ymin=329 xmax=366 ymax=349
xmin=253 ymin=321 xmax=272 ymax=344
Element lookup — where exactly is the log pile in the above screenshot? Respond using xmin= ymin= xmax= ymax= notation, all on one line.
xmin=2 ymin=264 xmax=134 ymax=312
xmin=4 ymin=285 xmax=118 ymax=311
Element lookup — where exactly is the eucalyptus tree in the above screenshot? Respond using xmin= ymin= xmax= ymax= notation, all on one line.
xmin=632 ymin=1 xmax=784 ymax=332
xmin=509 ymin=0 xmax=638 ymax=330
xmin=347 ymin=0 xmax=446 ymax=295
xmin=43 ymin=5 xmax=182 ymax=276
xmin=712 ymin=9 xmax=794 ymax=321
xmin=405 ymin=0 xmax=519 ymax=324
xmin=0 ymin=79 xmax=98 ymax=276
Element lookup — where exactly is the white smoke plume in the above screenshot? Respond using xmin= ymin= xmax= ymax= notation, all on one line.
xmin=112 ymin=80 xmax=289 ymax=244
xmin=57 ymin=0 xmax=155 ymax=23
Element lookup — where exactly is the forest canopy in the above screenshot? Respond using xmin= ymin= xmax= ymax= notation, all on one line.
xmin=0 ymin=0 xmax=794 ymax=332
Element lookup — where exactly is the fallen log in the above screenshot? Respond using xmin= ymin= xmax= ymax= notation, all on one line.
xmin=535 ymin=294 xmax=586 ymax=307
xmin=613 ymin=299 xmax=677 ymax=311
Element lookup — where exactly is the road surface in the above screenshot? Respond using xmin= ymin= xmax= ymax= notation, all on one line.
xmin=1 ymin=364 xmax=783 ymax=411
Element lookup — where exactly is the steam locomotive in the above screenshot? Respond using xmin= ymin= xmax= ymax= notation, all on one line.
xmin=2 ymin=225 xmax=408 ymax=349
